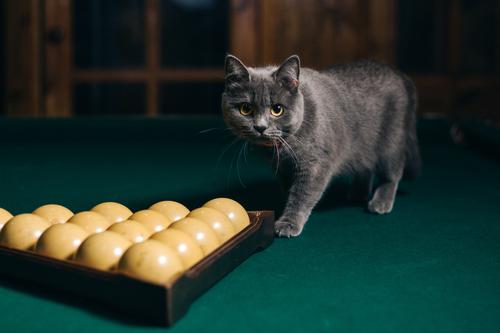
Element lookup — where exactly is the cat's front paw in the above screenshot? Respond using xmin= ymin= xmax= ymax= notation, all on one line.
xmin=367 ymin=197 xmax=394 ymax=214
xmin=275 ymin=219 xmax=303 ymax=238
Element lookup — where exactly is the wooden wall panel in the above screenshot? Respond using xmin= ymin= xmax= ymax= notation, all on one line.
xmin=230 ymin=0 xmax=259 ymax=66
xmin=257 ymin=0 xmax=395 ymax=68
xmin=6 ymin=0 xmax=42 ymax=116
xmin=5 ymin=0 xmax=496 ymax=121
xmin=259 ymin=0 xmax=337 ymax=67
xmin=368 ymin=0 xmax=395 ymax=64
xmin=44 ymin=0 xmax=72 ymax=117
xmin=146 ymin=0 xmax=160 ymax=116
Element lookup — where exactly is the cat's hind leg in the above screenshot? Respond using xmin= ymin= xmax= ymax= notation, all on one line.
xmin=367 ymin=158 xmax=404 ymax=214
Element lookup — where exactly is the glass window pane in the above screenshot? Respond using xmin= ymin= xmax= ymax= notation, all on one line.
xmin=160 ymin=0 xmax=229 ymax=67
xmin=74 ymin=84 xmax=146 ymax=115
xmin=159 ymin=82 xmax=224 ymax=114
xmin=73 ymin=0 xmax=146 ymax=68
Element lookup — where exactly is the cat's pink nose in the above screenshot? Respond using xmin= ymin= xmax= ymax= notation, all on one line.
xmin=254 ymin=125 xmax=267 ymax=134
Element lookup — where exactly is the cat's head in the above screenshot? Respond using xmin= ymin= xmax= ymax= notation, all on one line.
xmin=221 ymin=55 xmax=304 ymax=146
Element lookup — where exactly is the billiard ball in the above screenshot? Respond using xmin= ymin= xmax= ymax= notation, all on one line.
xmin=188 ymin=207 xmax=236 ymax=243
xmin=0 ymin=208 xmax=13 ymax=230
xmin=150 ymin=229 xmax=204 ymax=269
xmin=0 ymin=214 xmax=51 ymax=250
xmin=67 ymin=211 xmax=112 ymax=234
xmin=107 ymin=220 xmax=152 ymax=243
xmin=91 ymin=202 xmax=132 ymax=223
xmin=203 ymin=198 xmax=250 ymax=233
xmin=75 ymin=231 xmax=132 ymax=270
xmin=129 ymin=210 xmax=172 ymax=233
xmin=149 ymin=201 xmax=189 ymax=222
xmin=32 ymin=204 xmax=74 ymax=224
xmin=118 ymin=240 xmax=184 ymax=284
xmin=170 ymin=217 xmax=220 ymax=255
xmin=35 ymin=223 xmax=89 ymax=260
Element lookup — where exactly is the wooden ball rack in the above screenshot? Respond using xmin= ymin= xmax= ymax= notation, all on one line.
xmin=0 ymin=211 xmax=275 ymax=326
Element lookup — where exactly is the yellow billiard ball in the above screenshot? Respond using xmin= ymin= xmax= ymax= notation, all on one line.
xmin=0 ymin=208 xmax=13 ymax=230
xmin=107 ymin=220 xmax=152 ymax=243
xmin=188 ymin=207 xmax=236 ymax=243
xmin=67 ymin=211 xmax=112 ymax=234
xmin=118 ymin=240 xmax=184 ymax=285
xmin=32 ymin=204 xmax=74 ymax=224
xmin=149 ymin=201 xmax=189 ymax=222
xmin=91 ymin=202 xmax=132 ymax=223
xmin=75 ymin=231 xmax=132 ymax=270
xmin=150 ymin=229 xmax=204 ymax=269
xmin=35 ymin=223 xmax=89 ymax=260
xmin=170 ymin=217 xmax=220 ymax=256
xmin=203 ymin=198 xmax=250 ymax=233
xmin=0 ymin=214 xmax=51 ymax=250
xmin=129 ymin=209 xmax=172 ymax=233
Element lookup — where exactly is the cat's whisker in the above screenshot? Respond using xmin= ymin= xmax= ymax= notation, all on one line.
xmin=278 ymin=136 xmax=300 ymax=169
xmin=273 ymin=140 xmax=280 ymax=175
xmin=198 ymin=127 xmax=233 ymax=135
xmin=236 ymin=142 xmax=247 ymax=188
xmin=226 ymin=141 xmax=241 ymax=189
xmin=243 ymin=141 xmax=249 ymax=165
xmin=238 ymin=130 xmax=255 ymax=140
xmin=215 ymin=137 xmax=241 ymax=172
xmin=296 ymin=118 xmax=314 ymax=127
xmin=282 ymin=132 xmax=306 ymax=147
xmin=270 ymin=139 xmax=277 ymax=160
xmin=289 ymin=135 xmax=305 ymax=146
xmin=279 ymin=130 xmax=305 ymax=145
xmin=197 ymin=127 xmax=221 ymax=134
xmin=284 ymin=138 xmax=300 ymax=164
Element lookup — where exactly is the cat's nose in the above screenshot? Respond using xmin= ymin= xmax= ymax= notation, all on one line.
xmin=253 ymin=125 xmax=267 ymax=134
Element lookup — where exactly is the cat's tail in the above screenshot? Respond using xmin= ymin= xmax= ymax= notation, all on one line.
xmin=402 ymin=74 xmax=422 ymax=180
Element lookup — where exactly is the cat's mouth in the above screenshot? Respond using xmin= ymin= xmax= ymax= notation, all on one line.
xmin=258 ymin=141 xmax=274 ymax=147
xmin=254 ymin=138 xmax=282 ymax=148
xmin=237 ymin=130 xmax=284 ymax=148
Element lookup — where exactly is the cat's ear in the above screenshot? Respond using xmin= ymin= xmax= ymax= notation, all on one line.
xmin=225 ymin=55 xmax=250 ymax=90
xmin=275 ymin=55 xmax=300 ymax=92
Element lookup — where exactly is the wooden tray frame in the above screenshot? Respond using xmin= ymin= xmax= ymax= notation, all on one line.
xmin=0 ymin=211 xmax=275 ymax=326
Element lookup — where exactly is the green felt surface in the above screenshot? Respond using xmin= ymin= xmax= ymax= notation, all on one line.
xmin=0 ymin=117 xmax=499 ymax=332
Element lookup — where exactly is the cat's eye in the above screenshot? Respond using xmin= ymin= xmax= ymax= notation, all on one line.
xmin=239 ymin=103 xmax=253 ymax=116
xmin=270 ymin=104 xmax=285 ymax=117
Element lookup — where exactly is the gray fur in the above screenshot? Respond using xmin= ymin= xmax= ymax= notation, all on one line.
xmin=222 ymin=55 xmax=421 ymax=237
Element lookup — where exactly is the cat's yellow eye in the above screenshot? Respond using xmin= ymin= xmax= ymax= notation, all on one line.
xmin=270 ymin=104 xmax=285 ymax=117
xmin=239 ymin=103 xmax=253 ymax=116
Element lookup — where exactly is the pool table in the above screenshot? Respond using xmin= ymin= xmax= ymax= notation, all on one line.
xmin=0 ymin=116 xmax=499 ymax=332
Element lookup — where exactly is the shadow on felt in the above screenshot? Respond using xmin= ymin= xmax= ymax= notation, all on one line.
xmin=128 ymin=176 xmax=399 ymax=218
xmin=0 ymin=275 xmax=155 ymax=327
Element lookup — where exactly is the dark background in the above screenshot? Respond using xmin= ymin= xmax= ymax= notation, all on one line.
xmin=1 ymin=0 xmax=499 ymax=125
xmin=1 ymin=2 xmax=5 ymax=114
xmin=398 ymin=0 xmax=498 ymax=74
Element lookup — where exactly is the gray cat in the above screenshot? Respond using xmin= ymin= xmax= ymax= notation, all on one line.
xmin=221 ymin=55 xmax=420 ymax=237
